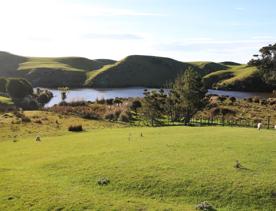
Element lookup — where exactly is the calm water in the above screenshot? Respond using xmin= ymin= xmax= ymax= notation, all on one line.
xmin=45 ymin=88 xmax=275 ymax=107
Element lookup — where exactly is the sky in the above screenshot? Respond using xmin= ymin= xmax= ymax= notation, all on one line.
xmin=0 ymin=0 xmax=275 ymax=63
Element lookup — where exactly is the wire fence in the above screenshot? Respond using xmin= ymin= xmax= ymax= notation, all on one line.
xmin=190 ymin=116 xmax=276 ymax=130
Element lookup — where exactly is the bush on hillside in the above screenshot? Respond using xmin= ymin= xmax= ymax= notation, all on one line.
xmin=6 ymin=78 xmax=33 ymax=99
xmin=130 ymin=100 xmax=142 ymax=112
xmin=118 ymin=111 xmax=131 ymax=122
xmin=229 ymin=97 xmax=236 ymax=103
xmin=210 ymin=107 xmax=236 ymax=117
xmin=246 ymin=97 xmax=253 ymax=103
xmin=36 ymin=90 xmax=53 ymax=105
xmin=252 ymin=97 xmax=260 ymax=103
xmin=104 ymin=112 xmax=116 ymax=121
xmin=68 ymin=125 xmax=83 ymax=132
xmin=106 ymin=98 xmax=114 ymax=105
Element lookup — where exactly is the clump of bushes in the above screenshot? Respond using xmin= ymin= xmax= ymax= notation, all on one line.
xmin=59 ymin=100 xmax=88 ymax=107
xmin=36 ymin=89 xmax=53 ymax=105
xmin=252 ymin=97 xmax=260 ymax=103
xmin=217 ymin=95 xmax=228 ymax=102
xmin=246 ymin=97 xmax=253 ymax=103
xmin=13 ymin=110 xmax=31 ymax=123
xmin=68 ymin=125 xmax=83 ymax=132
xmin=210 ymin=107 xmax=235 ymax=117
xmin=104 ymin=112 xmax=117 ymax=121
xmin=229 ymin=96 xmax=236 ymax=103
xmin=196 ymin=201 xmax=216 ymax=211
xmin=118 ymin=111 xmax=131 ymax=122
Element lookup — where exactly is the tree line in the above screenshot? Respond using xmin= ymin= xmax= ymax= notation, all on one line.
xmin=249 ymin=43 xmax=276 ymax=88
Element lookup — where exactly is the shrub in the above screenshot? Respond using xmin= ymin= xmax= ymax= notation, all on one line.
xmin=96 ymin=98 xmax=106 ymax=104
xmin=210 ymin=107 xmax=235 ymax=117
xmin=68 ymin=125 xmax=83 ymax=132
xmin=252 ymin=97 xmax=260 ymax=103
xmin=6 ymin=78 xmax=33 ymax=99
xmin=106 ymin=98 xmax=114 ymax=105
xmin=217 ymin=95 xmax=227 ymax=102
xmin=118 ymin=111 xmax=131 ymax=122
xmin=130 ymin=100 xmax=142 ymax=112
xmin=36 ymin=90 xmax=53 ymax=105
xmin=260 ymin=99 xmax=267 ymax=105
xmin=114 ymin=109 xmax=122 ymax=119
xmin=13 ymin=110 xmax=31 ymax=123
xmin=246 ymin=97 xmax=253 ymax=103
xmin=229 ymin=96 xmax=236 ymax=103
xmin=104 ymin=112 xmax=116 ymax=121
xmin=114 ymin=97 xmax=123 ymax=105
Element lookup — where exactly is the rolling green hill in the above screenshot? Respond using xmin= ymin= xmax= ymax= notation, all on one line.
xmin=189 ymin=61 xmax=229 ymax=76
xmin=85 ymin=55 xmax=204 ymax=88
xmin=0 ymin=51 xmax=269 ymax=91
xmin=0 ymin=52 xmax=116 ymax=88
xmin=203 ymin=64 xmax=271 ymax=91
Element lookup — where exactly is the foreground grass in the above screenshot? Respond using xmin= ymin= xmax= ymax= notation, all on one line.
xmin=1 ymin=126 xmax=276 ymax=210
xmin=0 ymin=111 xmax=124 ymax=141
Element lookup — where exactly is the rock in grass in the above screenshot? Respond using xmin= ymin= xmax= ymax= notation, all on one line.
xmin=97 ymin=178 xmax=110 ymax=186
xmin=196 ymin=201 xmax=216 ymax=211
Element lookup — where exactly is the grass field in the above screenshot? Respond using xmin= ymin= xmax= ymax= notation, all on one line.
xmin=1 ymin=126 xmax=276 ymax=210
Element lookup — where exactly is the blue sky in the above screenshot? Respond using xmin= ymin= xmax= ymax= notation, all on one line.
xmin=0 ymin=0 xmax=275 ymax=62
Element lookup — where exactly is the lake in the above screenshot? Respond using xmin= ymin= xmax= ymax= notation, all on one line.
xmin=45 ymin=88 xmax=275 ymax=107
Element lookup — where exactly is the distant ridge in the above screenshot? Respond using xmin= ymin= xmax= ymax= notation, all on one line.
xmin=0 ymin=51 xmax=116 ymax=87
xmin=0 ymin=51 xmax=269 ymax=91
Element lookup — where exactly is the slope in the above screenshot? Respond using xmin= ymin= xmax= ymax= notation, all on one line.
xmin=85 ymin=55 xmax=202 ymax=88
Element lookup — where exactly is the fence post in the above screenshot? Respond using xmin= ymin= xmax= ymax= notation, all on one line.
xmin=267 ymin=116 xmax=271 ymax=129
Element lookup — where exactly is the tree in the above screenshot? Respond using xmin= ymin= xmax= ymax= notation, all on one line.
xmin=130 ymin=100 xmax=142 ymax=113
xmin=248 ymin=43 xmax=276 ymax=87
xmin=142 ymin=89 xmax=167 ymax=126
xmin=6 ymin=78 xmax=33 ymax=99
xmin=168 ymin=68 xmax=206 ymax=125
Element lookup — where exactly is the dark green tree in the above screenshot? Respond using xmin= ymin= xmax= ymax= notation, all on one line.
xmin=142 ymin=89 xmax=167 ymax=126
xmin=130 ymin=100 xmax=142 ymax=113
xmin=248 ymin=43 xmax=276 ymax=87
xmin=168 ymin=67 xmax=207 ymax=125
xmin=6 ymin=78 xmax=33 ymax=99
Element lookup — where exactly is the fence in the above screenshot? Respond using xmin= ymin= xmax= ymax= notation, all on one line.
xmin=190 ymin=116 xmax=275 ymax=130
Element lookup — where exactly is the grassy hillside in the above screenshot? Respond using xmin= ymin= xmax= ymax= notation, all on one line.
xmin=0 ymin=96 xmax=13 ymax=105
xmin=85 ymin=55 xmax=202 ymax=88
xmin=0 ymin=125 xmax=276 ymax=210
xmin=203 ymin=64 xmax=271 ymax=91
xmin=0 ymin=52 xmax=116 ymax=88
xmin=0 ymin=51 xmax=269 ymax=90
xmin=189 ymin=61 xmax=229 ymax=76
